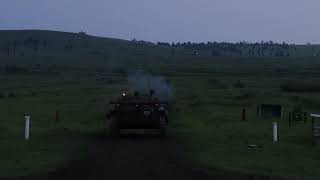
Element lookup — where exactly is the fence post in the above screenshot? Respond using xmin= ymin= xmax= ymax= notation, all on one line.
xmin=273 ymin=122 xmax=278 ymax=143
xmin=25 ymin=114 xmax=30 ymax=140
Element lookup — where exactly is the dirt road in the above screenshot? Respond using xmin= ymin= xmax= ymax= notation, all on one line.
xmin=37 ymin=134 xmax=220 ymax=180
xmin=8 ymin=133 xmax=289 ymax=180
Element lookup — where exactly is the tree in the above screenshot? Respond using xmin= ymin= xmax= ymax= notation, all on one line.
xmin=43 ymin=40 xmax=47 ymax=48
xmin=79 ymin=31 xmax=87 ymax=37
xmin=33 ymin=40 xmax=39 ymax=52
xmin=24 ymin=37 xmax=33 ymax=46
xmin=238 ymin=50 xmax=242 ymax=56
xmin=211 ymin=49 xmax=220 ymax=56
xmin=13 ymin=41 xmax=19 ymax=56
xmin=6 ymin=42 xmax=11 ymax=56
xmin=279 ymin=51 xmax=284 ymax=56
xmin=171 ymin=48 xmax=175 ymax=56
xmin=157 ymin=42 xmax=170 ymax=47
xmin=257 ymin=48 xmax=261 ymax=56
xmin=64 ymin=44 xmax=73 ymax=50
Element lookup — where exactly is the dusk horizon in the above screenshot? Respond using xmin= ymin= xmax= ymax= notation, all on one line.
xmin=1 ymin=0 xmax=319 ymax=44
xmin=0 ymin=28 xmax=318 ymax=45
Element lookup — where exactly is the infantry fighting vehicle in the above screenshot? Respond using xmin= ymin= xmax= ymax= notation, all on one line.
xmin=107 ymin=90 xmax=169 ymax=136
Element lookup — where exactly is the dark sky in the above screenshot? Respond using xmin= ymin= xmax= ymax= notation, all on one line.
xmin=1 ymin=0 xmax=319 ymax=44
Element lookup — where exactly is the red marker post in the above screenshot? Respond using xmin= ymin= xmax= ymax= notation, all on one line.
xmin=55 ymin=110 xmax=59 ymax=123
xmin=242 ymin=108 xmax=246 ymax=121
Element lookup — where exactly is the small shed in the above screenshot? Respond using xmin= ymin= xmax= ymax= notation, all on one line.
xmin=311 ymin=113 xmax=320 ymax=145
xmin=257 ymin=104 xmax=282 ymax=120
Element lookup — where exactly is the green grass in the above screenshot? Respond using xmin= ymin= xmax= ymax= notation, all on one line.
xmin=170 ymin=75 xmax=320 ymax=180
xmin=175 ymin=105 xmax=320 ymax=179
xmin=1 ymin=30 xmax=320 ymax=179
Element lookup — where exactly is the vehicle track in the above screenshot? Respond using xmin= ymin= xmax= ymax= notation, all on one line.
xmin=41 ymin=135 xmax=217 ymax=180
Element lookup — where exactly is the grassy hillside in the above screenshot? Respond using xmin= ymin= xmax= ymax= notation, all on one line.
xmin=1 ymin=30 xmax=320 ymax=58
xmin=0 ymin=30 xmax=172 ymax=59
xmin=1 ymin=30 xmax=320 ymax=180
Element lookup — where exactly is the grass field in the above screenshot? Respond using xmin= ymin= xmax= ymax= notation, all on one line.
xmin=1 ymin=30 xmax=320 ymax=180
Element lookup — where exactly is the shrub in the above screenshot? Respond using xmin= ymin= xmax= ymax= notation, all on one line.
xmin=292 ymin=105 xmax=303 ymax=113
xmin=31 ymin=91 xmax=38 ymax=97
xmin=207 ymin=78 xmax=227 ymax=89
xmin=281 ymin=80 xmax=320 ymax=92
xmin=8 ymin=92 xmax=16 ymax=98
xmin=236 ymin=91 xmax=256 ymax=100
xmin=4 ymin=65 xmax=28 ymax=74
xmin=233 ymin=80 xmax=245 ymax=88
xmin=105 ymin=78 xmax=117 ymax=84
xmin=208 ymin=78 xmax=218 ymax=85
xmin=111 ymin=68 xmax=127 ymax=76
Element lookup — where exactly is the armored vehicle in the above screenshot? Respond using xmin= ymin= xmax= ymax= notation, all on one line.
xmin=107 ymin=90 xmax=169 ymax=136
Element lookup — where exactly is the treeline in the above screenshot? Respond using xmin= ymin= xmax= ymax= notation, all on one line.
xmin=0 ymin=65 xmax=29 ymax=73
xmin=129 ymin=39 xmax=319 ymax=57
xmin=4 ymin=37 xmax=48 ymax=56
xmin=1 ymin=30 xmax=319 ymax=58
xmin=156 ymin=41 xmax=301 ymax=57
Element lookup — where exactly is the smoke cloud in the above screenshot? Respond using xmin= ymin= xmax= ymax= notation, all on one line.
xmin=128 ymin=72 xmax=175 ymax=101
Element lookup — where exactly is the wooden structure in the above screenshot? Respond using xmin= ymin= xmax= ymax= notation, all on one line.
xmin=310 ymin=113 xmax=320 ymax=145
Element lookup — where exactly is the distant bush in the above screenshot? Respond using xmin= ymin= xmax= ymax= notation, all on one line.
xmin=208 ymin=78 xmax=218 ymax=84
xmin=187 ymin=94 xmax=202 ymax=106
xmin=0 ymin=93 xmax=4 ymax=98
xmin=235 ymin=91 xmax=256 ymax=100
xmin=8 ymin=92 xmax=16 ymax=98
xmin=31 ymin=91 xmax=38 ymax=97
xmin=95 ymin=68 xmax=107 ymax=73
xmin=4 ymin=65 xmax=28 ymax=74
xmin=289 ymin=96 xmax=320 ymax=107
xmin=281 ymin=80 xmax=320 ymax=92
xmin=207 ymin=78 xmax=227 ymax=89
xmin=88 ymin=50 xmax=103 ymax=55
xmin=111 ymin=68 xmax=127 ymax=76
xmin=233 ymin=80 xmax=245 ymax=88
xmin=292 ymin=105 xmax=303 ymax=112
xmin=105 ymin=78 xmax=118 ymax=84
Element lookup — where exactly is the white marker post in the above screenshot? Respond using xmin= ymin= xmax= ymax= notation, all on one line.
xmin=25 ymin=115 xmax=30 ymax=140
xmin=273 ymin=122 xmax=278 ymax=143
